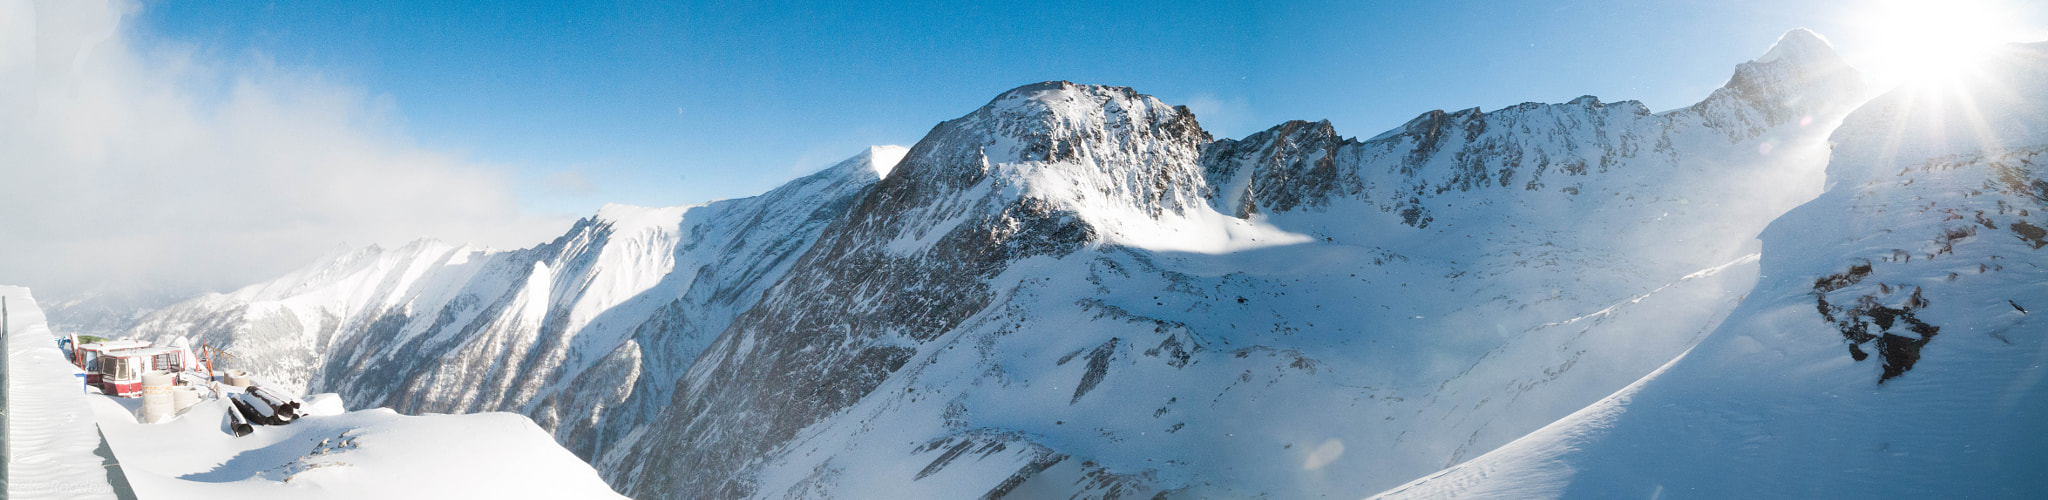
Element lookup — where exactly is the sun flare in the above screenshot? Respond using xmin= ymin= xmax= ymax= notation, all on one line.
xmin=1852 ymin=0 xmax=2029 ymax=84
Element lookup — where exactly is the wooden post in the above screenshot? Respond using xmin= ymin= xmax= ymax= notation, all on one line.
xmin=201 ymin=344 xmax=214 ymax=384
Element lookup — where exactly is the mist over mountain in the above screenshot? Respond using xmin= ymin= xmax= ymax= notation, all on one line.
xmin=86 ymin=29 xmax=2047 ymax=498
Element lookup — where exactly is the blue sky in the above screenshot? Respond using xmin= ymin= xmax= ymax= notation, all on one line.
xmin=123 ymin=0 xmax=2048 ymax=217
xmin=7 ymin=0 xmax=2045 ymax=297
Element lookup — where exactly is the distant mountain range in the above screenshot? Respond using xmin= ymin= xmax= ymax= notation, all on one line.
xmin=74 ymin=30 xmax=2048 ymax=498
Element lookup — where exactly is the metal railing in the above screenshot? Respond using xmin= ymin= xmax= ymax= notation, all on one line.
xmin=4 ymin=295 xmax=13 ymax=493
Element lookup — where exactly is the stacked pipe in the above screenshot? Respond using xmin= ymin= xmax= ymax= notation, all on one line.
xmin=223 ymin=397 xmax=254 ymax=436
xmin=230 ymin=385 xmax=304 ymax=426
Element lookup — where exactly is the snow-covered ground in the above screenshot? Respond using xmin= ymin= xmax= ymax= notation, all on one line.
xmin=3 ymin=286 xmax=124 ymax=499
xmin=89 ymin=395 xmax=626 ymax=499
xmin=4 ymin=286 xmax=625 ymax=499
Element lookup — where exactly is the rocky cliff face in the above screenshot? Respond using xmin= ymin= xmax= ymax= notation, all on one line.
xmin=605 ymin=81 xmax=1211 ymax=497
xmin=123 ymin=30 xmax=1885 ymax=499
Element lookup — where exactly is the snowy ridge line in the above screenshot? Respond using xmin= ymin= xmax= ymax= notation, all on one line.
xmin=1536 ymin=252 xmax=1759 ymax=329
xmin=1370 ymin=346 xmax=1698 ymax=500
xmin=3 ymin=287 xmax=123 ymax=499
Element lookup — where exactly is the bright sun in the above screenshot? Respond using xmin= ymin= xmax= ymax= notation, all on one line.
xmin=1851 ymin=0 xmax=2031 ymax=85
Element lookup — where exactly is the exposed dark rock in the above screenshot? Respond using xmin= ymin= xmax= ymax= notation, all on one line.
xmin=2012 ymin=220 xmax=2048 ymax=249
xmin=1072 ymin=338 xmax=1120 ymax=404
xmin=1812 ymin=262 xmax=1941 ymax=382
xmin=1812 ymin=259 xmax=1873 ymax=294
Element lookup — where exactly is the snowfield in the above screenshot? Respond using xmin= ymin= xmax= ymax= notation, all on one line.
xmin=90 ymin=396 xmax=626 ymax=499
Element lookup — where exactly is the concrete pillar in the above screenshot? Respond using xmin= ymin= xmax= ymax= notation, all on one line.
xmin=171 ymin=386 xmax=200 ymax=413
xmin=140 ymin=370 xmax=174 ymax=423
xmin=224 ymin=369 xmax=252 ymax=387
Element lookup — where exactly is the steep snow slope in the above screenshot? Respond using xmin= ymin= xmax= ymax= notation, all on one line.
xmin=3 ymin=286 xmax=124 ymax=499
xmin=127 ymin=240 xmax=498 ymax=393
xmin=121 ymin=146 xmax=907 ymax=462
xmin=608 ymin=30 xmax=1868 ymax=498
xmin=1375 ymin=40 xmax=2048 ymax=499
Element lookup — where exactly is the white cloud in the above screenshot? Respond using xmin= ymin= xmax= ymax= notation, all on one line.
xmin=0 ymin=0 xmax=572 ymax=298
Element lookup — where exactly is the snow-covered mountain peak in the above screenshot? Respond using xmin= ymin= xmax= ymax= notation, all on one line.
xmin=982 ymin=80 xmax=1184 ymax=124
xmin=1728 ymin=29 xmax=1857 ymax=102
xmin=806 ymin=145 xmax=912 ymax=184
xmin=864 ymin=145 xmax=910 ymax=179
xmin=1673 ymin=28 xmax=1866 ymax=145
xmin=593 ymin=202 xmax=685 ymax=228
xmin=860 ymin=80 xmax=1217 ymax=243
xmin=1756 ymin=28 xmax=1844 ymax=67
xmin=957 ymin=80 xmax=1209 ymax=165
